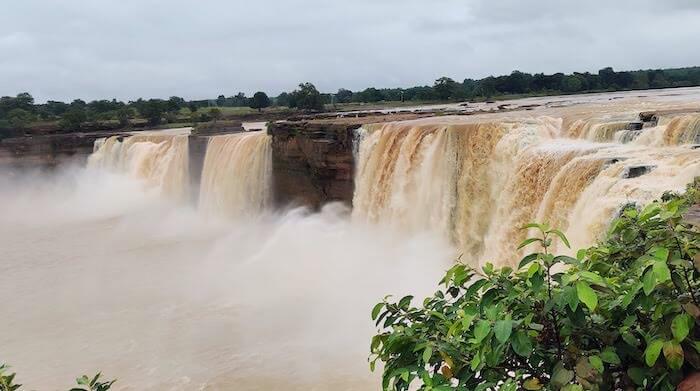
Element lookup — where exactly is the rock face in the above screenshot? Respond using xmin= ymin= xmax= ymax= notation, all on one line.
xmin=187 ymin=134 xmax=210 ymax=201
xmin=0 ymin=132 xmax=126 ymax=171
xmin=268 ymin=121 xmax=356 ymax=209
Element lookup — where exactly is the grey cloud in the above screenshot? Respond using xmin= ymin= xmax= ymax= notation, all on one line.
xmin=1 ymin=0 xmax=699 ymax=102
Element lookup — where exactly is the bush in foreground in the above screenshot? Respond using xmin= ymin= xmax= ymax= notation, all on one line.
xmin=371 ymin=180 xmax=700 ymax=390
xmin=0 ymin=364 xmax=114 ymax=391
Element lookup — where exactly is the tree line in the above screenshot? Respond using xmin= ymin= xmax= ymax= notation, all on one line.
xmin=2 ymin=66 xmax=700 ymax=136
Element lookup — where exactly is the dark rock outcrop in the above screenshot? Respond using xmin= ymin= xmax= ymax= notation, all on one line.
xmin=268 ymin=121 xmax=356 ymax=209
xmin=0 ymin=131 xmax=128 ymax=171
xmin=623 ymin=165 xmax=656 ymax=179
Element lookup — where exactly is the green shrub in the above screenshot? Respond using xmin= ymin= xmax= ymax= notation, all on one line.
xmin=0 ymin=364 xmax=114 ymax=391
xmin=371 ymin=181 xmax=700 ymax=390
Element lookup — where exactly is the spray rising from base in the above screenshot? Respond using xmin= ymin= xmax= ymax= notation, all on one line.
xmin=0 ymin=166 xmax=451 ymax=390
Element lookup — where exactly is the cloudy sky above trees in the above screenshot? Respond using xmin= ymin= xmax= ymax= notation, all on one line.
xmin=2 ymin=0 xmax=700 ymax=102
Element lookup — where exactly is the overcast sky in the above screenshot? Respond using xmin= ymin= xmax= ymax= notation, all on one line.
xmin=2 ymin=0 xmax=700 ymax=102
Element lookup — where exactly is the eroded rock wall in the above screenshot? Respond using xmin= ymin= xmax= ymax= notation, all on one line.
xmin=267 ymin=122 xmax=356 ymax=209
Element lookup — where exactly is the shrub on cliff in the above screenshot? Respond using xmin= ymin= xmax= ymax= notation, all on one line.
xmin=371 ymin=180 xmax=700 ymax=390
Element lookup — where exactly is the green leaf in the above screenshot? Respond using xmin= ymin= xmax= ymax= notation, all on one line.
xmin=518 ymin=237 xmax=542 ymax=250
xmin=645 ymin=340 xmax=664 ymax=367
xmin=371 ymin=303 xmax=384 ymax=320
xmin=663 ymin=340 xmax=684 ymax=370
xmin=627 ymin=367 xmax=648 ymax=385
xmin=622 ymin=331 xmax=640 ymax=347
xmin=422 ymin=346 xmax=432 ymax=364
xmin=519 ymin=253 xmax=539 ymax=269
xmin=589 ymin=355 xmax=604 ymax=373
xmin=473 ymin=320 xmax=491 ymax=343
xmin=527 ymin=262 xmax=540 ymax=278
xmin=563 ymin=285 xmax=579 ymax=311
xmin=651 ymin=247 xmax=670 ymax=262
xmin=523 ymin=377 xmax=543 ymax=390
xmin=521 ymin=222 xmax=543 ymax=231
xmin=642 ymin=269 xmax=656 ymax=296
xmin=551 ymin=362 xmax=575 ymax=388
xmin=554 ymin=255 xmax=578 ymax=265
xmin=671 ymin=314 xmax=691 ymax=342
xmin=547 ymin=229 xmax=571 ymax=248
xmin=579 ymin=271 xmax=606 ymax=287
xmin=470 ymin=352 xmax=481 ymax=371
xmin=600 ymin=348 xmax=621 ymax=365
xmin=652 ymin=261 xmax=671 ymax=283
xmin=494 ymin=319 xmax=513 ymax=343
xmin=398 ymin=295 xmax=413 ymax=309
xmin=576 ymin=281 xmax=598 ymax=311
xmin=511 ymin=330 xmax=532 ymax=357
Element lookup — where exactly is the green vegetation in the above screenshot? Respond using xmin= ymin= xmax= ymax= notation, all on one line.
xmin=250 ymin=91 xmax=271 ymax=112
xmin=286 ymin=82 xmax=324 ymax=111
xmin=1 ymin=65 xmax=700 ymax=139
xmin=0 ymin=364 xmax=114 ymax=391
xmin=371 ymin=180 xmax=700 ymax=390
xmin=336 ymin=66 xmax=700 ymax=104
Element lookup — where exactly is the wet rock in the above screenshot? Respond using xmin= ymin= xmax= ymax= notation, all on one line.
xmin=623 ymin=165 xmax=656 ymax=179
xmin=626 ymin=121 xmax=643 ymax=130
xmin=605 ymin=157 xmax=627 ymax=166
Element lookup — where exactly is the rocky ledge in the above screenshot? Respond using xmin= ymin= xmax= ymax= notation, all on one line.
xmin=267 ymin=113 xmax=429 ymax=209
xmin=0 ymin=131 xmax=129 ymax=172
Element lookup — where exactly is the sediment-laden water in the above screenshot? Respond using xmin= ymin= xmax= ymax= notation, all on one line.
xmin=2 ymin=90 xmax=700 ymax=389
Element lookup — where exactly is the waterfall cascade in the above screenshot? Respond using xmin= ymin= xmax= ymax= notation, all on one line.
xmin=198 ymin=132 xmax=272 ymax=217
xmin=88 ymin=134 xmax=190 ymax=202
xmin=87 ymin=106 xmax=700 ymax=267
xmin=89 ymin=131 xmax=273 ymax=216
xmin=353 ymin=113 xmax=700 ymax=266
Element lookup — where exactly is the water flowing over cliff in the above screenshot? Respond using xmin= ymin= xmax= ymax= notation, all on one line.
xmin=353 ymin=115 xmax=700 ymax=266
xmin=198 ymin=132 xmax=272 ymax=217
xmin=88 ymin=134 xmax=190 ymax=202
xmin=565 ymin=112 xmax=700 ymax=146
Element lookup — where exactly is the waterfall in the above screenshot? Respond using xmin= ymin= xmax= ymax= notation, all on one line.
xmin=353 ymin=116 xmax=700 ymax=267
xmin=198 ymin=132 xmax=272 ymax=218
xmin=563 ymin=112 xmax=700 ymax=146
xmin=89 ymin=134 xmax=190 ymax=202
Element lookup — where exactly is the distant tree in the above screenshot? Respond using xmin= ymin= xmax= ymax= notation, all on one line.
xmin=209 ymin=108 xmax=222 ymax=121
xmin=116 ymin=107 xmax=133 ymax=127
xmin=6 ymin=108 xmax=34 ymax=129
xmin=561 ymin=74 xmax=584 ymax=93
xmin=433 ymin=77 xmax=457 ymax=100
xmin=59 ymin=107 xmax=87 ymax=131
xmin=188 ymin=102 xmax=198 ymax=113
xmin=138 ymin=99 xmax=167 ymax=125
xmin=475 ymin=77 xmax=497 ymax=99
xmin=70 ymin=99 xmax=87 ymax=108
xmin=275 ymin=92 xmax=291 ymax=107
xmin=290 ymin=82 xmax=324 ymax=111
xmin=167 ymin=96 xmax=185 ymax=113
xmin=598 ymin=67 xmax=617 ymax=89
xmin=336 ymin=88 xmax=353 ymax=103
xmin=357 ymin=87 xmax=384 ymax=102
xmin=232 ymin=92 xmax=248 ymax=107
xmin=499 ymin=70 xmax=532 ymax=94
xmin=216 ymin=95 xmax=226 ymax=107
xmin=0 ymin=93 xmax=35 ymax=117
xmin=14 ymin=92 xmax=35 ymax=112
xmin=249 ymin=91 xmax=271 ymax=112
